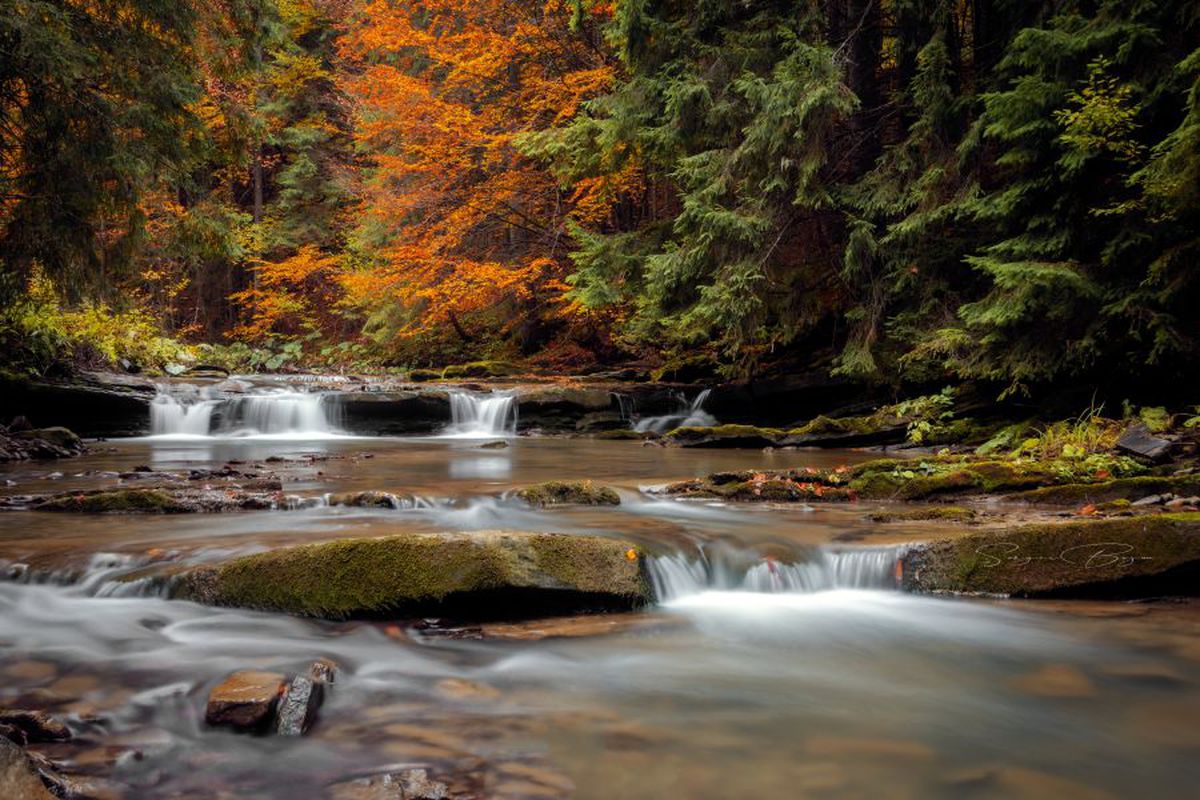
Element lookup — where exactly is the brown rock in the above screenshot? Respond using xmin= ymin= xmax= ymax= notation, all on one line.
xmin=1011 ymin=664 xmax=1095 ymax=698
xmin=0 ymin=709 xmax=72 ymax=743
xmin=204 ymin=671 xmax=286 ymax=731
xmin=0 ymin=736 xmax=56 ymax=799
xmin=328 ymin=768 xmax=449 ymax=800
xmin=308 ymin=658 xmax=338 ymax=684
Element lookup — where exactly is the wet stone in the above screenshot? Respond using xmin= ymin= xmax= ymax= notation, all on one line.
xmin=328 ymin=768 xmax=449 ymax=800
xmin=204 ymin=671 xmax=286 ymax=732
xmin=275 ymin=676 xmax=323 ymax=737
xmin=309 ymin=657 xmax=338 ymax=684
xmin=0 ymin=709 xmax=72 ymax=743
xmin=0 ymin=736 xmax=55 ymax=799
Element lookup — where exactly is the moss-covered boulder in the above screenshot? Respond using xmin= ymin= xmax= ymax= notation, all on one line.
xmin=659 ymin=468 xmax=855 ymax=502
xmin=867 ymin=506 xmax=978 ymax=523
xmin=327 ymin=490 xmax=410 ymax=509
xmin=34 ymin=488 xmax=195 ymax=513
xmin=514 ymin=480 xmax=621 ymax=507
xmin=406 ymin=368 xmax=442 ymax=382
xmin=173 ymin=531 xmax=649 ymax=619
xmin=900 ymin=514 xmax=1200 ymax=597
xmin=1005 ymin=475 xmax=1200 ymax=505
xmin=780 ymin=413 xmax=909 ymax=448
xmin=665 ymin=425 xmax=783 ymax=449
xmin=441 ymin=361 xmax=518 ymax=379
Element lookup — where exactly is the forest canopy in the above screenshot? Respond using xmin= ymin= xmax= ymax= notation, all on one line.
xmin=1 ymin=0 xmax=1197 ymax=397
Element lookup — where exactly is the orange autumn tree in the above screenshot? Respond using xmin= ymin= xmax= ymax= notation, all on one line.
xmin=340 ymin=0 xmax=622 ymax=363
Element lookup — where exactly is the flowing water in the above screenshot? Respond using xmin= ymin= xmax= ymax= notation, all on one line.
xmin=634 ymin=389 xmax=717 ymax=433
xmin=1 ymin=394 xmax=1199 ymax=798
xmin=445 ymin=391 xmax=519 ymax=438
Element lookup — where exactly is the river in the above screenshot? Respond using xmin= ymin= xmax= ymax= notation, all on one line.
xmin=0 ymin=391 xmax=1197 ymax=798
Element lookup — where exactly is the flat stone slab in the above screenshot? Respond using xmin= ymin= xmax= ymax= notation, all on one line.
xmin=174 ymin=531 xmax=649 ymax=620
xmin=901 ymin=513 xmax=1200 ymax=597
xmin=204 ymin=671 xmax=287 ymax=731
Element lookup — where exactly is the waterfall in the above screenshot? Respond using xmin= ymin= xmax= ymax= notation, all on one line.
xmin=149 ymin=386 xmax=340 ymax=437
xmin=647 ymin=546 xmax=905 ymax=602
xmin=633 ymin=389 xmax=717 ymax=433
xmin=443 ymin=391 xmax=518 ymax=437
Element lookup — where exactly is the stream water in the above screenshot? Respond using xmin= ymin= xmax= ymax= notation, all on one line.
xmin=1 ymin=410 xmax=1198 ymax=797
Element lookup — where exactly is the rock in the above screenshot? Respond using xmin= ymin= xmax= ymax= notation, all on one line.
xmin=900 ymin=514 xmax=1200 ymax=598
xmin=338 ymin=390 xmax=450 ymax=435
xmin=174 ymin=531 xmax=650 ymax=620
xmin=944 ymin=765 xmax=1115 ymax=800
xmin=0 ymin=737 xmax=56 ymax=800
xmin=867 ymin=506 xmax=977 ymax=523
xmin=1116 ymin=423 xmax=1176 ymax=462
xmin=0 ymin=710 xmax=72 ymax=743
xmin=204 ymin=671 xmax=286 ymax=731
xmin=275 ymin=676 xmax=323 ymax=736
xmin=513 ymin=386 xmax=616 ymax=432
xmin=1008 ymin=475 xmax=1200 ymax=505
xmin=1131 ymin=494 xmax=1165 ymax=507
xmin=514 ymin=480 xmax=620 ymax=508
xmin=0 ymin=371 xmax=156 ymax=437
xmin=1012 ymin=664 xmax=1095 ymax=697
xmin=309 ymin=658 xmax=338 ymax=684
xmin=478 ymin=440 xmax=509 ymax=449
xmin=665 ymin=425 xmax=783 ymax=449
xmin=327 ymin=491 xmax=409 ymax=509
xmin=30 ymin=486 xmax=285 ymax=513
xmin=0 ymin=426 xmax=86 ymax=462
xmin=329 ymin=768 xmax=449 ymax=800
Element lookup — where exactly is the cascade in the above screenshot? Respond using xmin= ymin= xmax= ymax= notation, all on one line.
xmin=647 ymin=546 xmax=905 ymax=602
xmin=634 ymin=389 xmax=717 ymax=433
xmin=149 ymin=386 xmax=340 ymax=436
xmin=444 ymin=391 xmax=518 ymax=437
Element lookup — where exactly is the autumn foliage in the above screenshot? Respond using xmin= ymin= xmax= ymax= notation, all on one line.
xmin=337 ymin=0 xmax=619 ymax=359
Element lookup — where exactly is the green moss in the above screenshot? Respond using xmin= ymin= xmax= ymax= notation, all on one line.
xmin=664 ymin=424 xmax=782 ymax=443
xmin=174 ymin=532 xmax=648 ymax=618
xmin=902 ymin=513 xmax=1200 ymax=596
xmin=441 ymin=361 xmax=518 ymax=379
xmin=868 ymin=506 xmax=978 ymax=523
xmin=407 ymin=368 xmax=442 ymax=382
xmin=515 ymin=480 xmax=621 ymax=507
xmin=1006 ymin=475 xmax=1200 ymax=505
xmin=36 ymin=488 xmax=188 ymax=513
xmin=593 ymin=429 xmax=659 ymax=441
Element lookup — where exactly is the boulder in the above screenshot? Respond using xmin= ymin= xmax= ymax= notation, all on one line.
xmin=900 ymin=513 xmax=1200 ymax=598
xmin=1116 ymin=423 xmax=1176 ymax=462
xmin=174 ymin=531 xmax=649 ymax=620
xmin=665 ymin=425 xmax=782 ymax=449
xmin=514 ymin=386 xmax=616 ymax=432
xmin=30 ymin=487 xmax=285 ymax=513
xmin=0 ymin=737 xmax=56 ymax=800
xmin=327 ymin=491 xmax=410 ymax=509
xmin=514 ymin=481 xmax=621 ymax=507
xmin=0 ymin=426 xmax=86 ymax=462
xmin=204 ymin=671 xmax=287 ymax=732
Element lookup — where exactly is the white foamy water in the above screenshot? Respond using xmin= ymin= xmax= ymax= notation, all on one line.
xmin=648 ymin=546 xmax=904 ymax=602
xmin=442 ymin=391 xmax=518 ymax=437
xmin=634 ymin=388 xmax=717 ymax=433
xmin=149 ymin=386 xmax=344 ymax=439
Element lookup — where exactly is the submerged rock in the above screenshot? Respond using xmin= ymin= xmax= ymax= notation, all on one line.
xmin=900 ymin=513 xmax=1200 ymax=598
xmin=0 ymin=709 xmax=72 ymax=743
xmin=327 ymin=491 xmax=410 ymax=509
xmin=174 ymin=531 xmax=649 ymax=619
xmin=514 ymin=480 xmax=621 ymax=507
xmin=204 ymin=671 xmax=287 ymax=732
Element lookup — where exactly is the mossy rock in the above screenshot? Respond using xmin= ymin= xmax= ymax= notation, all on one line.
xmin=34 ymin=488 xmax=192 ymax=513
xmin=407 ymin=369 xmax=442 ymax=382
xmin=593 ymin=429 xmax=659 ymax=441
xmin=868 ymin=506 xmax=978 ymax=523
xmin=328 ymin=490 xmax=410 ymax=509
xmin=515 ymin=481 xmax=620 ymax=507
xmin=665 ymin=425 xmax=783 ymax=449
xmin=441 ymin=361 xmax=518 ymax=380
xmin=173 ymin=531 xmax=649 ymax=619
xmin=901 ymin=513 xmax=1200 ymax=597
xmin=1006 ymin=476 xmax=1200 ymax=505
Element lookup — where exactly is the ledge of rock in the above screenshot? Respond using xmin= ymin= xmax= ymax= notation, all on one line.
xmin=0 ymin=736 xmax=56 ymax=800
xmin=514 ymin=481 xmax=621 ymax=508
xmin=174 ymin=531 xmax=649 ymax=620
xmin=0 ymin=371 xmax=156 ymax=437
xmin=900 ymin=513 xmax=1200 ymax=598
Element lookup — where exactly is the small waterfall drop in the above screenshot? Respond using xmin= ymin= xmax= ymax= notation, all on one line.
xmin=444 ymin=391 xmax=518 ymax=437
xmin=634 ymin=389 xmax=717 ymax=433
xmin=648 ymin=546 xmax=904 ymax=603
xmin=150 ymin=386 xmax=341 ymax=437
